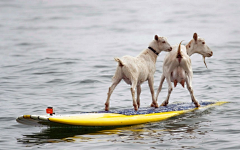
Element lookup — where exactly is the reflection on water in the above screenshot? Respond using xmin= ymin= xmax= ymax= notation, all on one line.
xmin=17 ymin=108 xmax=212 ymax=147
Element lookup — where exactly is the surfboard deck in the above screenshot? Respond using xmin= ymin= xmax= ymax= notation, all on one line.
xmin=16 ymin=101 xmax=227 ymax=127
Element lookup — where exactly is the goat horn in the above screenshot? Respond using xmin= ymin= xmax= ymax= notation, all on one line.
xmin=203 ymin=56 xmax=208 ymax=68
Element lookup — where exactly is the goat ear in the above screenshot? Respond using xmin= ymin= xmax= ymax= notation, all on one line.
xmin=154 ymin=35 xmax=159 ymax=41
xmin=193 ymin=33 xmax=198 ymax=41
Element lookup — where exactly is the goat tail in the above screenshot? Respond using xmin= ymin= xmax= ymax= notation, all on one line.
xmin=176 ymin=40 xmax=184 ymax=58
xmin=114 ymin=57 xmax=124 ymax=67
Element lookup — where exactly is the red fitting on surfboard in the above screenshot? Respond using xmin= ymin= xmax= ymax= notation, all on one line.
xmin=46 ymin=107 xmax=54 ymax=115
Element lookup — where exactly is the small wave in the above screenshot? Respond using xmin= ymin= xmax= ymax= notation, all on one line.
xmin=193 ymin=69 xmax=212 ymax=75
xmin=93 ymin=65 xmax=109 ymax=68
xmin=80 ymin=79 xmax=101 ymax=84
xmin=52 ymin=61 xmax=78 ymax=66
xmin=15 ymin=42 xmax=45 ymax=47
xmin=0 ymin=117 xmax=16 ymax=122
xmin=48 ymin=16 xmax=70 ymax=20
xmin=27 ymin=58 xmax=80 ymax=65
xmin=16 ymin=42 xmax=31 ymax=46
xmin=100 ymin=75 xmax=112 ymax=78
xmin=33 ymin=71 xmax=66 ymax=75
xmin=67 ymin=79 xmax=101 ymax=86
xmin=46 ymin=79 xmax=65 ymax=84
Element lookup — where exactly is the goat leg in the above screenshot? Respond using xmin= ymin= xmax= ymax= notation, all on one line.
xmin=131 ymin=80 xmax=138 ymax=111
xmin=161 ymin=76 xmax=172 ymax=106
xmin=148 ymin=76 xmax=158 ymax=108
xmin=186 ymin=76 xmax=200 ymax=107
xmin=137 ymin=85 xmax=141 ymax=108
xmin=105 ymin=79 xmax=121 ymax=111
xmin=154 ymin=75 xmax=165 ymax=107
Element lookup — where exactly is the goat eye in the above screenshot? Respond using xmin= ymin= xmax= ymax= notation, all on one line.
xmin=162 ymin=41 xmax=166 ymax=43
xmin=202 ymin=42 xmax=205 ymax=44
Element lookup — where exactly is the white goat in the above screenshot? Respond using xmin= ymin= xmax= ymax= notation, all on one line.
xmin=105 ymin=35 xmax=172 ymax=111
xmin=155 ymin=33 xmax=213 ymax=107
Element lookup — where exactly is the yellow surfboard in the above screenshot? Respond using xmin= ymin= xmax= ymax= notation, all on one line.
xmin=16 ymin=101 xmax=227 ymax=127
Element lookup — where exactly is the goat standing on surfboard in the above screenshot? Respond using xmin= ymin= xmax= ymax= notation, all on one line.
xmin=105 ymin=35 xmax=172 ymax=111
xmin=154 ymin=33 xmax=213 ymax=107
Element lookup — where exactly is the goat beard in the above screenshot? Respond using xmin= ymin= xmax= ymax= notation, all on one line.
xmin=203 ymin=56 xmax=208 ymax=68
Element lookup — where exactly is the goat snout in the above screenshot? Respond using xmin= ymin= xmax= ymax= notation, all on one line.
xmin=208 ymin=51 xmax=213 ymax=57
xmin=168 ymin=47 xmax=172 ymax=51
xmin=210 ymin=51 xmax=213 ymax=56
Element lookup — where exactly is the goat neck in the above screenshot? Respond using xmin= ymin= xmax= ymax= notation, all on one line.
xmin=147 ymin=40 xmax=160 ymax=60
xmin=185 ymin=40 xmax=194 ymax=56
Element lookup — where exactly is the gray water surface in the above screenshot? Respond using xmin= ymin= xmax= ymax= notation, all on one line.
xmin=1 ymin=0 xmax=240 ymax=149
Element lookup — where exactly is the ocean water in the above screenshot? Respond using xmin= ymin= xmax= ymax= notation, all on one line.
xmin=1 ymin=0 xmax=240 ymax=149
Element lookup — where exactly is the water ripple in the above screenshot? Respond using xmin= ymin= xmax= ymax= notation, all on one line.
xmin=1 ymin=0 xmax=240 ymax=149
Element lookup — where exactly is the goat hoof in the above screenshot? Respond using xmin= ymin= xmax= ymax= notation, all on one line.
xmin=150 ymin=103 xmax=155 ymax=107
xmin=105 ymin=105 xmax=109 ymax=111
xmin=105 ymin=103 xmax=109 ymax=111
xmin=105 ymin=107 xmax=109 ymax=111
xmin=195 ymin=103 xmax=200 ymax=107
xmin=150 ymin=103 xmax=159 ymax=108
xmin=134 ymin=106 xmax=138 ymax=111
xmin=133 ymin=104 xmax=138 ymax=111
xmin=137 ymin=103 xmax=140 ymax=108
xmin=161 ymin=103 xmax=168 ymax=106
